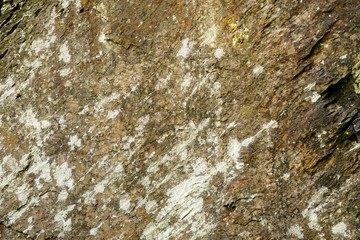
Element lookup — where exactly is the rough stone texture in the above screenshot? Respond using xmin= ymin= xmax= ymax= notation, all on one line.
xmin=0 ymin=0 xmax=359 ymax=239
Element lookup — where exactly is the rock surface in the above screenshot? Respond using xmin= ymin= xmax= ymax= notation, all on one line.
xmin=0 ymin=0 xmax=359 ymax=239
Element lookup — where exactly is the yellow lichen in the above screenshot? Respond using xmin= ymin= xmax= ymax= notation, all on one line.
xmin=223 ymin=16 xmax=248 ymax=49
xmin=232 ymin=32 xmax=248 ymax=49
xmin=223 ymin=16 xmax=238 ymax=33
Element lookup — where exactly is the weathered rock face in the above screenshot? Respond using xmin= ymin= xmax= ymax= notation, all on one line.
xmin=0 ymin=0 xmax=359 ymax=239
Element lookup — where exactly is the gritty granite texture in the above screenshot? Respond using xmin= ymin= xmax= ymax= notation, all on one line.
xmin=0 ymin=0 xmax=359 ymax=239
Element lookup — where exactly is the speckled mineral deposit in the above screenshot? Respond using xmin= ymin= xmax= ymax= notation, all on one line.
xmin=0 ymin=0 xmax=359 ymax=239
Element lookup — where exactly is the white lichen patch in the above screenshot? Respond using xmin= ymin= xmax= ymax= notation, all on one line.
xmin=0 ymin=165 xmax=3 ymax=182
xmin=60 ymin=0 xmax=70 ymax=9
xmin=145 ymin=200 xmax=158 ymax=214
xmin=302 ymin=187 xmax=329 ymax=232
xmin=82 ymin=163 xmax=124 ymax=205
xmin=214 ymin=48 xmax=225 ymax=59
xmin=201 ymin=24 xmax=218 ymax=47
xmin=30 ymin=39 xmax=45 ymax=54
xmin=68 ymin=135 xmax=82 ymax=150
xmin=227 ymin=120 xmax=278 ymax=170
xmin=20 ymin=109 xmax=52 ymax=147
xmin=142 ymin=174 xmax=211 ymax=240
xmin=79 ymin=106 xmax=89 ymax=115
xmin=21 ymin=109 xmax=51 ymax=130
xmin=181 ymin=72 xmax=193 ymax=90
xmin=107 ymin=109 xmax=120 ymax=119
xmin=282 ymin=173 xmax=290 ymax=181
xmin=94 ymin=2 xmax=108 ymax=19
xmin=31 ymin=36 xmax=57 ymax=55
xmin=166 ymin=176 xmax=206 ymax=220
xmin=28 ymin=147 xmax=52 ymax=189
xmin=14 ymin=183 xmax=32 ymax=205
xmin=176 ymin=38 xmax=194 ymax=59
xmin=339 ymin=54 xmax=348 ymax=60
xmin=143 ymin=119 xmax=278 ymax=239
xmin=29 ymin=7 xmax=56 ymax=57
xmin=141 ymin=176 xmax=151 ymax=188
xmin=263 ymin=120 xmax=279 ymax=130
xmin=331 ymin=222 xmax=349 ymax=238
xmin=304 ymin=82 xmax=316 ymax=91
xmin=23 ymin=217 xmax=33 ymax=233
xmin=98 ymin=32 xmax=107 ymax=43
xmin=227 ymin=138 xmax=242 ymax=162
xmin=59 ymin=115 xmax=66 ymax=129
xmin=181 ymin=70 xmax=218 ymax=108
xmin=135 ymin=115 xmax=150 ymax=133
xmin=226 ymin=121 xmax=237 ymax=129
xmin=54 ymin=162 xmax=74 ymax=190
xmin=59 ymin=68 xmax=72 ymax=77
xmin=94 ymin=182 xmax=105 ymax=194
xmin=24 ymin=59 xmax=43 ymax=70
xmin=119 ymin=198 xmax=132 ymax=212
xmin=0 ymin=82 xmax=15 ymax=103
xmin=142 ymin=119 xmax=220 ymax=239
xmin=7 ymin=196 xmax=42 ymax=225
xmin=57 ymin=190 xmax=69 ymax=202
xmin=287 ymin=224 xmax=304 ymax=239
xmin=59 ymin=42 xmax=71 ymax=63
xmin=0 ymin=75 xmax=13 ymax=93
xmin=306 ymin=91 xmax=321 ymax=103
xmin=90 ymin=222 xmax=104 ymax=236
xmin=54 ymin=204 xmax=76 ymax=237
xmin=2 ymin=155 xmax=17 ymax=172
xmin=147 ymin=119 xmax=210 ymax=172
xmin=94 ymin=93 xmax=120 ymax=112
xmin=82 ymin=183 xmax=104 ymax=205
xmin=253 ymin=65 xmax=264 ymax=75
xmin=122 ymin=135 xmax=135 ymax=153
xmin=0 ymin=76 xmax=14 ymax=102
xmin=213 ymin=81 xmax=221 ymax=92
xmin=155 ymin=73 xmax=172 ymax=90
xmin=119 ymin=115 xmax=151 ymax=159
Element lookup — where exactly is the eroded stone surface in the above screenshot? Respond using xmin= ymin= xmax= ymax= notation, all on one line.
xmin=0 ymin=0 xmax=359 ymax=239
